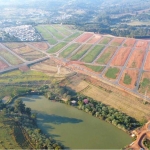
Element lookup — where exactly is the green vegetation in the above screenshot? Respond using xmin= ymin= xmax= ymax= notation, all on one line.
xmin=47 ymin=42 xmax=67 ymax=53
xmin=65 ymin=32 xmax=82 ymax=42
xmin=60 ymin=43 xmax=80 ymax=58
xmin=144 ymin=139 xmax=150 ymax=149
xmin=81 ymin=45 xmax=105 ymax=63
xmin=85 ymin=65 xmax=104 ymax=72
xmin=0 ymin=49 xmax=23 ymax=65
xmin=99 ymin=37 xmax=112 ymax=45
xmin=105 ymin=67 xmax=120 ymax=79
xmin=71 ymin=44 xmax=92 ymax=60
xmin=141 ymin=78 xmax=150 ymax=87
xmin=45 ymin=25 xmax=64 ymax=40
xmin=123 ymin=73 xmax=132 ymax=85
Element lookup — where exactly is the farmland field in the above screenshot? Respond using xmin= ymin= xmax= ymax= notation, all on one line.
xmin=59 ymin=43 xmax=80 ymax=58
xmin=47 ymin=42 xmax=68 ymax=53
xmin=64 ymin=32 xmax=83 ymax=42
xmin=30 ymin=42 xmax=49 ymax=51
xmin=98 ymin=37 xmax=112 ymax=45
xmin=96 ymin=46 xmax=117 ymax=64
xmin=70 ymin=44 xmax=92 ymax=60
xmin=84 ymin=65 xmax=105 ymax=72
xmin=105 ymin=67 xmax=120 ymax=79
xmin=86 ymin=34 xmax=101 ymax=44
xmin=0 ymin=49 xmax=23 ymax=65
xmin=110 ymin=38 xmax=124 ymax=47
xmin=119 ymin=69 xmax=138 ymax=89
xmin=111 ymin=47 xmax=132 ymax=66
xmin=81 ymin=45 xmax=105 ymax=63
xmin=127 ymin=49 xmax=146 ymax=68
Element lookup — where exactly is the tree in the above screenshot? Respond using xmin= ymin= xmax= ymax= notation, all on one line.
xmin=14 ymin=99 xmax=25 ymax=113
xmin=25 ymin=107 xmax=31 ymax=116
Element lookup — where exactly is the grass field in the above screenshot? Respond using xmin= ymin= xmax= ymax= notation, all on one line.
xmin=123 ymin=73 xmax=132 ymax=85
xmin=59 ymin=43 xmax=80 ymax=58
xmin=99 ymin=37 xmax=112 ymax=45
xmin=71 ymin=44 xmax=92 ymax=60
xmin=81 ymin=45 xmax=105 ymax=63
xmin=44 ymin=25 xmax=64 ymax=40
xmin=65 ymin=32 xmax=83 ymax=42
xmin=0 ymin=49 xmax=23 ymax=65
xmin=85 ymin=65 xmax=105 ymax=72
xmin=96 ymin=46 xmax=117 ymax=64
xmin=47 ymin=42 xmax=68 ymax=53
xmin=105 ymin=67 xmax=120 ymax=79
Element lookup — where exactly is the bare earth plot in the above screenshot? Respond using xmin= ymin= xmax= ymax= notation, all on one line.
xmin=111 ymin=47 xmax=132 ymax=66
xmin=144 ymin=51 xmax=150 ymax=71
xmin=3 ymin=43 xmax=25 ymax=49
xmin=96 ymin=46 xmax=117 ymax=65
xmin=81 ymin=45 xmax=105 ymax=63
xmin=75 ymin=32 xmax=93 ymax=43
xmin=119 ymin=69 xmax=139 ymax=89
xmin=30 ymin=42 xmax=49 ymax=51
xmin=127 ymin=49 xmax=146 ymax=69
xmin=86 ymin=34 xmax=101 ymax=44
xmin=123 ymin=38 xmax=136 ymax=47
xmin=0 ymin=59 xmax=9 ymax=70
xmin=70 ymin=44 xmax=92 ymax=61
xmin=135 ymin=40 xmax=148 ymax=50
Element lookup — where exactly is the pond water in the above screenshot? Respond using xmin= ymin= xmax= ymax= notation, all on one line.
xmin=21 ymin=95 xmax=132 ymax=149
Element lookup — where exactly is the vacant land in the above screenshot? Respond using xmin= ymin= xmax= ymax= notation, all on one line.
xmin=120 ymin=69 xmax=138 ymax=89
xmin=0 ymin=59 xmax=9 ymax=70
xmin=84 ymin=65 xmax=105 ymax=73
xmin=96 ymin=46 xmax=117 ymax=64
xmin=71 ymin=44 xmax=92 ymax=60
xmin=81 ymin=45 xmax=105 ymax=63
xmin=65 ymin=32 xmax=83 ymax=42
xmin=144 ymin=52 xmax=150 ymax=71
xmin=0 ymin=49 xmax=23 ymax=65
xmin=105 ymin=67 xmax=120 ymax=79
xmin=86 ymin=34 xmax=101 ymax=44
xmin=127 ymin=49 xmax=146 ymax=68
xmin=111 ymin=47 xmax=132 ymax=66
xmin=123 ymin=38 xmax=136 ymax=47
xmin=59 ymin=43 xmax=80 ymax=58
xmin=110 ymin=38 xmax=124 ymax=47
xmin=47 ymin=42 xmax=68 ymax=53
xmin=135 ymin=40 xmax=148 ymax=50
xmin=75 ymin=32 xmax=93 ymax=43
xmin=3 ymin=43 xmax=25 ymax=49
xmin=30 ymin=42 xmax=49 ymax=51
xmin=98 ymin=37 xmax=112 ymax=45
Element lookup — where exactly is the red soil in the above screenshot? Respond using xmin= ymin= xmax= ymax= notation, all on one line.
xmin=119 ymin=69 xmax=139 ymax=89
xmin=111 ymin=47 xmax=132 ymax=66
xmin=19 ymin=65 xmax=30 ymax=72
xmin=110 ymin=38 xmax=124 ymax=46
xmin=127 ymin=49 xmax=146 ymax=68
xmin=144 ymin=51 xmax=150 ymax=71
xmin=86 ymin=34 xmax=101 ymax=44
xmin=30 ymin=42 xmax=49 ymax=51
xmin=75 ymin=32 xmax=94 ymax=43
xmin=123 ymin=38 xmax=136 ymax=47
xmin=135 ymin=40 xmax=148 ymax=50
xmin=0 ymin=60 xmax=9 ymax=70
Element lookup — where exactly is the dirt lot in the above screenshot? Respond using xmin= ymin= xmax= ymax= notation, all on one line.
xmin=62 ymin=74 xmax=150 ymax=121
xmin=127 ymin=49 xmax=146 ymax=68
xmin=13 ymin=45 xmax=35 ymax=54
xmin=144 ymin=51 xmax=150 ymax=71
xmin=75 ymin=32 xmax=93 ymax=43
xmin=3 ymin=43 xmax=25 ymax=49
xmin=110 ymin=38 xmax=124 ymax=46
xmin=86 ymin=34 xmax=101 ymax=44
xmin=30 ymin=42 xmax=49 ymax=51
xmin=123 ymin=38 xmax=136 ymax=47
xmin=135 ymin=40 xmax=148 ymax=50
xmin=0 ymin=60 xmax=9 ymax=70
xmin=111 ymin=47 xmax=132 ymax=66
xmin=119 ymin=69 xmax=139 ymax=89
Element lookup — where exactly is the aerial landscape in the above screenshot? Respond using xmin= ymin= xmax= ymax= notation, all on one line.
xmin=0 ymin=0 xmax=150 ymax=149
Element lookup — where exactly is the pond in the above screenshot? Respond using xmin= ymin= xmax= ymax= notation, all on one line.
xmin=21 ymin=95 xmax=132 ymax=149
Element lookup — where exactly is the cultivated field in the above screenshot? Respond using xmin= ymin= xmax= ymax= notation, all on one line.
xmin=64 ymin=32 xmax=83 ymax=42
xmin=98 ymin=36 xmax=112 ymax=45
xmin=110 ymin=38 xmax=124 ymax=46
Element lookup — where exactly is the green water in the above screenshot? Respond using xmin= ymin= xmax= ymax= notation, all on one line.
xmin=22 ymin=95 xmax=132 ymax=149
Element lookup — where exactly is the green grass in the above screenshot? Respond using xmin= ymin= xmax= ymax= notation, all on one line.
xmin=81 ymin=45 xmax=105 ymax=63
xmin=59 ymin=43 xmax=80 ymax=58
xmin=0 ymin=49 xmax=23 ymax=65
xmin=65 ymin=32 xmax=82 ymax=42
xmin=99 ymin=37 xmax=112 ymax=45
xmin=85 ymin=65 xmax=105 ymax=72
xmin=141 ymin=78 xmax=150 ymax=87
xmin=47 ymin=42 xmax=67 ymax=53
xmin=96 ymin=46 xmax=117 ymax=64
xmin=71 ymin=44 xmax=92 ymax=60
xmin=123 ymin=73 xmax=132 ymax=85
xmin=47 ymin=38 xmax=58 ymax=45
xmin=105 ymin=67 xmax=120 ymax=79
xmin=45 ymin=25 xmax=64 ymax=40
